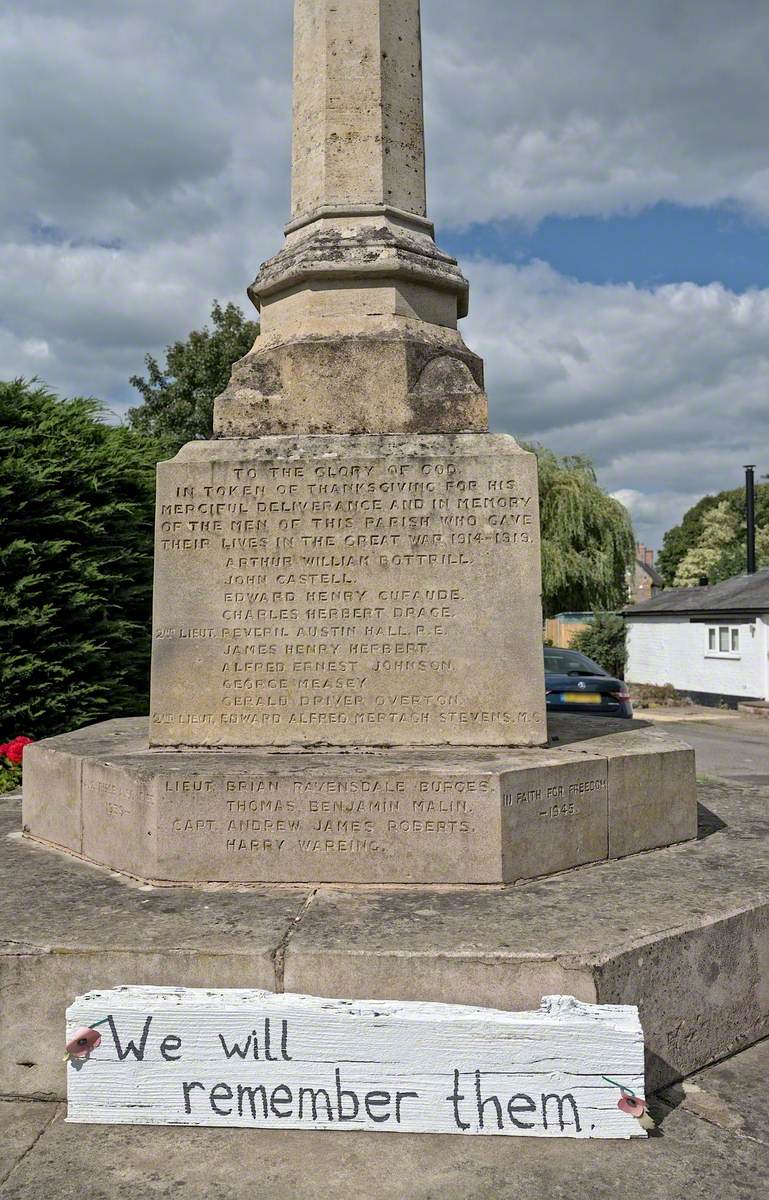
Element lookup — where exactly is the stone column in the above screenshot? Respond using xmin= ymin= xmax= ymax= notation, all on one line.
xmin=214 ymin=0 xmax=488 ymax=437
xmin=291 ymin=0 xmax=427 ymax=222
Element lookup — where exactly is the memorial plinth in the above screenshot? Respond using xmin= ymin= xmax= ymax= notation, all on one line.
xmin=150 ymin=434 xmax=546 ymax=749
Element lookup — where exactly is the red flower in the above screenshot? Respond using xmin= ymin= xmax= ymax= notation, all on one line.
xmin=3 ymin=737 xmax=33 ymax=765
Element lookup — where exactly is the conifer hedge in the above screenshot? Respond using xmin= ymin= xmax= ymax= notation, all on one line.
xmin=0 ymin=380 xmax=159 ymax=738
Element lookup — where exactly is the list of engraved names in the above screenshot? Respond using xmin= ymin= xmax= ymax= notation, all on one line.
xmin=150 ymin=445 xmax=545 ymax=746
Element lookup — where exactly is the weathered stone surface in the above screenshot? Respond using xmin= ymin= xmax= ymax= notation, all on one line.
xmin=149 ymin=433 xmax=546 ymax=749
xmin=5 ymin=779 xmax=769 ymax=1104
xmin=214 ymin=326 xmax=488 ymax=438
xmin=2 ymin=791 xmax=307 ymax=1101
xmin=661 ymin=1036 xmax=769 ymax=1144
xmin=605 ymin=736 xmax=697 ymax=857
xmin=22 ymin=716 xmax=695 ymax=885
xmin=21 ymin=741 xmax=81 ymax=858
xmin=501 ymin=754 xmax=609 ymax=880
xmin=255 ymin=223 xmax=470 ymax=319
xmin=283 ymin=780 xmax=769 ymax=1089
xmin=4 ymin=1081 xmax=769 ymax=1200
xmin=213 ymin=0 xmax=489 ymax=435
xmin=551 ymin=718 xmax=699 ymax=857
xmin=0 ymin=1101 xmax=59 ymax=1187
xmin=291 ymin=0 xmax=426 ymax=223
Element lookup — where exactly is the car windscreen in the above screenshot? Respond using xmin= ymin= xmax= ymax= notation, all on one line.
xmin=543 ymin=648 xmax=608 ymax=676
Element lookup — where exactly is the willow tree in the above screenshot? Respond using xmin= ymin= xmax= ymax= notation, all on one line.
xmin=532 ymin=447 xmax=635 ymax=617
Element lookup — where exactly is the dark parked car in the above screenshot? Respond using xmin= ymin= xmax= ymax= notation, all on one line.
xmin=544 ymin=646 xmax=633 ymax=718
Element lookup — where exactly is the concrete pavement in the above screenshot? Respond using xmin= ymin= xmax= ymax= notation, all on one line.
xmin=1 ymin=1035 xmax=768 ymax=1199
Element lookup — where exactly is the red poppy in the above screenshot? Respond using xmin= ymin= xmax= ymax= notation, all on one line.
xmin=66 ymin=1027 xmax=102 ymax=1059
xmin=3 ymin=737 xmax=33 ymax=765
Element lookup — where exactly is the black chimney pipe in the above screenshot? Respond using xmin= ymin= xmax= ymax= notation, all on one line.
xmin=745 ymin=465 xmax=756 ymax=575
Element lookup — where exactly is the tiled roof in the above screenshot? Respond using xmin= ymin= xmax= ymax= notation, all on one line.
xmin=624 ymin=568 xmax=769 ymax=616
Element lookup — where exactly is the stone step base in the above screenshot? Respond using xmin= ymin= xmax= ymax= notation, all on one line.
xmin=2 ymin=776 xmax=767 ymax=1101
xmin=21 ymin=715 xmax=696 ymax=885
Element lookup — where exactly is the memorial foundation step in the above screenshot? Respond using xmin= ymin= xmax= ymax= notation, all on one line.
xmin=2 ymin=776 xmax=767 ymax=1102
xmin=22 ymin=715 xmax=696 ymax=886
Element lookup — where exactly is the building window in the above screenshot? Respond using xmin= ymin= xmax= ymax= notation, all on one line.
xmin=705 ymin=625 xmax=740 ymax=658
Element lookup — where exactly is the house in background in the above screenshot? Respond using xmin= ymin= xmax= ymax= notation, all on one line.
xmin=624 ymin=569 xmax=769 ymax=707
xmin=627 ymin=543 xmax=665 ymax=605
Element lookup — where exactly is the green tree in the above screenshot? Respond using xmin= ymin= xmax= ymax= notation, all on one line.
xmin=532 ymin=447 xmax=635 ymax=617
xmin=128 ymin=300 xmax=259 ymax=452
xmin=571 ymin=612 xmax=627 ymax=679
xmin=0 ymin=380 xmax=159 ymax=739
xmin=673 ymin=500 xmax=739 ymax=586
xmin=658 ymin=481 xmax=769 ymax=585
xmin=656 ymin=493 xmax=719 ymax=584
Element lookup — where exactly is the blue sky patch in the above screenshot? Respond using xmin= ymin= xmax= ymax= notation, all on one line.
xmin=442 ymin=203 xmax=769 ymax=293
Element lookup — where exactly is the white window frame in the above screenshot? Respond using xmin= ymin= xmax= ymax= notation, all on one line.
xmin=704 ymin=624 xmax=741 ymax=660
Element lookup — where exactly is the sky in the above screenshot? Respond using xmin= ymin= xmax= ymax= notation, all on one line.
xmin=3 ymin=0 xmax=769 ymax=550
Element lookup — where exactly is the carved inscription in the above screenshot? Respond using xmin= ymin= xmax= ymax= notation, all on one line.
xmin=144 ymin=760 xmax=609 ymax=882
xmin=152 ymin=771 xmax=503 ymax=883
xmin=503 ymin=776 xmax=607 ymax=819
xmin=150 ymin=443 xmax=546 ymax=746
xmin=162 ymin=776 xmax=485 ymax=858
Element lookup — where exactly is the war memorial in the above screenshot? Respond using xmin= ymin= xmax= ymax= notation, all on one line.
xmin=6 ymin=0 xmax=769 ymax=1117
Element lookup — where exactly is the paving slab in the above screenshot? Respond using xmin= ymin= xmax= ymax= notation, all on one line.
xmin=661 ymin=1034 xmax=769 ymax=1144
xmin=0 ymin=1101 xmax=60 ymax=1190
xmin=1 ymin=1051 xmax=768 ymax=1200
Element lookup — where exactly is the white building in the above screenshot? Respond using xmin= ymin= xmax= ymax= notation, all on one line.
xmin=624 ymin=569 xmax=769 ymax=707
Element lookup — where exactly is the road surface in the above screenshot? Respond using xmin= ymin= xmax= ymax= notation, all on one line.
xmin=649 ymin=712 xmax=769 ymax=787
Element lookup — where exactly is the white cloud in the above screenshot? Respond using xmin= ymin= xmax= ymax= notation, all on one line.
xmin=462 ymin=259 xmax=769 ymax=544
xmin=20 ymin=338 xmax=49 ymax=360
xmin=2 ymin=0 xmax=769 ymax=548
xmin=426 ymin=0 xmax=769 ymax=225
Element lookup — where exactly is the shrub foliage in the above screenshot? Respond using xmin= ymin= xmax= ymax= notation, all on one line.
xmin=571 ymin=612 xmax=627 ymax=680
xmin=0 ymin=380 xmax=158 ymax=737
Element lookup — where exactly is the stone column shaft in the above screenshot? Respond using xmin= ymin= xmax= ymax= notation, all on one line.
xmin=292 ymin=0 xmax=427 ymax=223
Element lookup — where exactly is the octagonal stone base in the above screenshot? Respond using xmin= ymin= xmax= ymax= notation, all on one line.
xmin=22 ymin=715 xmax=696 ymax=886
xmin=3 ymin=774 xmax=768 ymax=1103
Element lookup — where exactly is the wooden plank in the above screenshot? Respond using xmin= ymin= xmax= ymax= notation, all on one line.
xmin=66 ymin=988 xmax=646 ymax=1139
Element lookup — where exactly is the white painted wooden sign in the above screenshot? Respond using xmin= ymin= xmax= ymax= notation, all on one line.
xmin=66 ymin=987 xmax=646 ymax=1139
